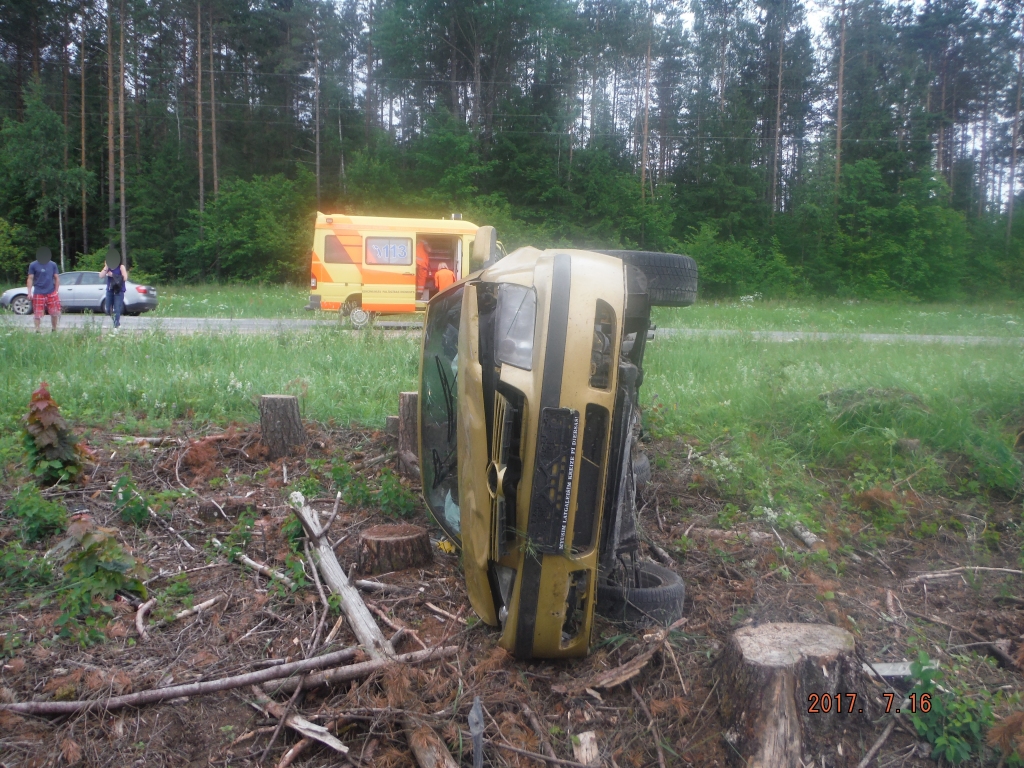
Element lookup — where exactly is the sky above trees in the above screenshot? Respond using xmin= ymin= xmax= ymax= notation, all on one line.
xmin=0 ymin=0 xmax=1021 ymax=298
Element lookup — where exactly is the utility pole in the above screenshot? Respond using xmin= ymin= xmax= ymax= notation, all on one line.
xmin=118 ymin=0 xmax=126 ymax=265
xmin=834 ymin=0 xmax=846 ymax=202
xmin=209 ymin=12 xmax=218 ymax=196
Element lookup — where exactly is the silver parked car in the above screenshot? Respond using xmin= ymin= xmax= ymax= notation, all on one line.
xmin=1 ymin=272 xmax=158 ymax=316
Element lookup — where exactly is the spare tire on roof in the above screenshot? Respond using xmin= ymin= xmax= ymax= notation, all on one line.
xmin=598 ymin=250 xmax=698 ymax=307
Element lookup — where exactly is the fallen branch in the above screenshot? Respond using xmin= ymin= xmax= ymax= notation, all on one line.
xmin=272 ymin=645 xmax=459 ymax=694
xmin=522 ymin=703 xmax=558 ymax=761
xmin=688 ymin=528 xmax=773 ymax=545
xmin=135 ymin=598 xmax=156 ymax=642
xmin=134 ymin=489 xmax=196 ymax=552
xmin=351 ymin=451 xmax=396 ymax=473
xmin=855 ymin=719 xmax=896 ymax=768
xmin=211 ymin=538 xmax=297 ymax=590
xmin=250 ymin=684 xmax=348 ymax=756
xmin=791 ymin=521 xmax=826 ymax=551
xmin=631 ymin=684 xmax=666 ymax=768
xmin=904 ymin=609 xmax=1019 ymax=669
xmin=425 ymin=602 xmax=467 ymax=625
xmin=404 ymin=714 xmax=459 ymax=768
xmin=355 ymin=579 xmax=422 ymax=595
xmin=904 ymin=566 xmax=1024 ymax=585
xmin=0 ymin=647 xmax=361 ymax=715
xmin=151 ymin=594 xmax=224 ymax=630
xmin=289 ymin=493 xmax=393 ymax=659
xmin=462 ymin=734 xmax=592 ymax=768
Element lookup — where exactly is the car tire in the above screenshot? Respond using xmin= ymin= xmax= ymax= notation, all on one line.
xmin=10 ymin=295 xmax=32 ymax=315
xmin=596 ymin=561 xmax=686 ymax=625
xmin=598 ymin=251 xmax=698 ymax=307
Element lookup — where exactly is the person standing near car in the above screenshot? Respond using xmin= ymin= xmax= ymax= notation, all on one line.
xmin=27 ymin=246 xmax=61 ymax=333
xmin=99 ymin=247 xmax=128 ymax=331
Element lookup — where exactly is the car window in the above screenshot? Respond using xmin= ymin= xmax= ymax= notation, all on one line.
xmin=60 ymin=273 xmax=82 ymax=286
xmin=77 ymin=272 xmax=103 ymax=285
xmin=366 ymin=237 xmax=412 ymax=265
xmin=420 ymin=285 xmax=465 ymax=541
xmin=324 ymin=234 xmax=357 ymax=264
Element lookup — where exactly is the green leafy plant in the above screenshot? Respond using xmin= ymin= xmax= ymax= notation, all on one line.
xmin=908 ymin=652 xmax=997 ymax=764
xmin=112 ymin=472 xmax=149 ymax=526
xmin=281 ymin=514 xmax=306 ymax=552
xmin=343 ymin=475 xmax=375 ymax=508
xmin=21 ymin=382 xmax=83 ymax=484
xmin=330 ymin=461 xmax=353 ymax=492
xmin=4 ymin=484 xmax=66 ymax=542
xmin=377 ymin=469 xmax=416 ymax=518
xmin=294 ymin=475 xmax=323 ymax=500
xmin=56 ymin=517 xmax=149 ymax=646
xmin=0 ymin=541 xmax=53 ymax=591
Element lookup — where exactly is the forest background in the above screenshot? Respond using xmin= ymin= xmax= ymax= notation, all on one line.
xmin=0 ymin=0 xmax=1023 ymax=300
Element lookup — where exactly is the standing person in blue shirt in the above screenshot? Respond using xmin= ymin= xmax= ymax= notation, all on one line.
xmin=99 ymin=246 xmax=129 ymax=331
xmin=27 ymin=246 xmax=61 ymax=333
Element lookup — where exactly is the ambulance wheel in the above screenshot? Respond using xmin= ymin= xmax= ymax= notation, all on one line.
xmin=349 ymin=307 xmax=372 ymax=329
xmin=341 ymin=298 xmax=360 ymax=317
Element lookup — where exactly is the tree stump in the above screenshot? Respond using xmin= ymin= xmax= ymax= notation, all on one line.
xmin=358 ymin=524 xmax=432 ymax=575
xmin=385 ymin=415 xmax=400 ymax=437
xmin=398 ymin=391 xmax=419 ymax=478
xmin=716 ymin=623 xmax=873 ymax=768
xmin=259 ymin=395 xmax=306 ymax=460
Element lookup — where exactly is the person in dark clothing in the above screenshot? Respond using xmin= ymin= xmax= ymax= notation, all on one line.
xmin=27 ymin=246 xmax=61 ymax=332
xmin=99 ymin=247 xmax=129 ymax=331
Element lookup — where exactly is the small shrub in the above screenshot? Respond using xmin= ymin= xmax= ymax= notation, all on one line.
xmin=330 ymin=461 xmax=353 ymax=490
xmin=281 ymin=514 xmax=305 ymax=552
xmin=21 ymin=382 xmax=83 ymax=484
xmin=378 ymin=469 xmax=416 ymax=517
xmin=0 ymin=541 xmax=53 ymax=590
xmin=344 ymin=475 xmax=375 ymax=508
xmin=57 ymin=517 xmax=148 ymax=646
xmin=5 ymin=484 xmax=66 ymax=542
xmin=112 ymin=472 xmax=149 ymax=526
xmin=294 ymin=475 xmax=323 ymax=500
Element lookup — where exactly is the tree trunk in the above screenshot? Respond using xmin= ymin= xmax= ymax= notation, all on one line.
xmin=359 ymin=524 xmax=432 ymax=575
xmin=259 ymin=395 xmax=306 ymax=459
xmin=398 ymin=391 xmax=419 ymax=478
xmin=771 ymin=7 xmax=786 ymax=218
xmin=107 ymin=6 xmax=115 ymax=239
xmin=640 ymin=36 xmax=652 ymax=203
xmin=118 ymin=0 xmax=127 ymax=265
xmin=834 ymin=0 xmax=846 ymax=201
xmin=196 ymin=0 xmax=205 ymax=225
xmin=717 ymin=623 xmax=873 ymax=768
xmin=209 ymin=13 xmax=218 ymax=197
xmin=1008 ymin=21 xmax=1023 ymax=250
xmin=314 ymin=33 xmax=321 ymax=208
xmin=80 ymin=19 xmax=87 ymax=256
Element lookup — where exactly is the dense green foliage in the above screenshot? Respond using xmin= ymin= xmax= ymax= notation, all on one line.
xmin=0 ymin=0 xmax=1022 ymax=298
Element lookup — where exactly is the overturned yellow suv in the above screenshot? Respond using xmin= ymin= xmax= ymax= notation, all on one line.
xmin=419 ymin=229 xmax=697 ymax=658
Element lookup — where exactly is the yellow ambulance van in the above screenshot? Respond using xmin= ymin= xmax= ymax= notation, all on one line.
xmin=306 ymin=212 xmax=481 ymax=327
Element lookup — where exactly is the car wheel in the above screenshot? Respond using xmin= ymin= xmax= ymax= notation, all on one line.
xmin=598 ymin=251 xmax=698 ymax=307
xmin=349 ymin=307 xmax=372 ymax=329
xmin=596 ymin=561 xmax=686 ymax=625
xmin=10 ymin=295 xmax=32 ymax=315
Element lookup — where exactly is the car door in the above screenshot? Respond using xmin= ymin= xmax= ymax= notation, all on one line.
xmin=75 ymin=271 xmax=106 ymax=311
xmin=58 ymin=273 xmax=82 ymax=308
xmin=362 ymin=234 xmax=416 ymax=312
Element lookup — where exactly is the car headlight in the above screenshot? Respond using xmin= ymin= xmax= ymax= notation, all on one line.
xmin=494 ymin=283 xmax=537 ymax=370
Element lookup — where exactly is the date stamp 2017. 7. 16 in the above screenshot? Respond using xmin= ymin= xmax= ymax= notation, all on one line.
xmin=807 ymin=692 xmax=932 ymax=715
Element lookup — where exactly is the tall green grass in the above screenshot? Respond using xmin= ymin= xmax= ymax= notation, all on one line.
xmin=655 ymin=298 xmax=1024 ymax=336
xmin=148 ymin=284 xmax=312 ymax=318
xmin=0 ymin=328 xmax=419 ymax=432
xmin=644 ymin=336 xmax=1024 ymax=503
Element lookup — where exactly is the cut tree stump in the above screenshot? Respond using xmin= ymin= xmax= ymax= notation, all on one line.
xmin=359 ymin=524 xmax=433 ymax=575
xmin=398 ymin=391 xmax=419 ymax=478
xmin=717 ymin=622 xmax=873 ymax=768
xmin=259 ymin=395 xmax=306 ymax=459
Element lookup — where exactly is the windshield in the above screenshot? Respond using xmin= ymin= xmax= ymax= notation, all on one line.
xmin=420 ymin=285 xmax=465 ymax=542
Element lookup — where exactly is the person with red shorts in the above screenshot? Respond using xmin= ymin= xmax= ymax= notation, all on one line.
xmin=27 ymin=246 xmax=61 ymax=333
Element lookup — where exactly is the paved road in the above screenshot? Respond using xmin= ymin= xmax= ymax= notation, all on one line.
xmin=2 ymin=313 xmax=1022 ymax=345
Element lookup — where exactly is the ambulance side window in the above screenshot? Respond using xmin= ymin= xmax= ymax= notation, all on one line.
xmin=324 ymin=235 xmax=356 ymax=264
xmin=366 ymin=237 xmax=413 ymax=265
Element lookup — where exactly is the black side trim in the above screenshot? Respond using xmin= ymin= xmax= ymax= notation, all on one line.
xmin=514 ymin=252 xmax=571 ymax=659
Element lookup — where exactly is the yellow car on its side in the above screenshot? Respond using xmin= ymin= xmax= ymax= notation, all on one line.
xmin=419 ymin=236 xmax=697 ymax=659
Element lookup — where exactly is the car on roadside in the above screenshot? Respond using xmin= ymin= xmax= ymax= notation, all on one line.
xmin=1 ymin=272 xmax=159 ymax=316
xmin=418 ymin=233 xmax=697 ymax=659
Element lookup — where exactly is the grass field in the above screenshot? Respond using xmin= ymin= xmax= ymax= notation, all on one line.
xmin=1 ymin=325 xmax=1020 ymax=516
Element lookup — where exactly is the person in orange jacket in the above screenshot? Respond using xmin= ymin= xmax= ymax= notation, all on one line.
xmin=434 ymin=262 xmax=456 ymax=293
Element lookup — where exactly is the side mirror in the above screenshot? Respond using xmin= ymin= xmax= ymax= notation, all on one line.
xmin=473 ymin=226 xmax=499 ymax=269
